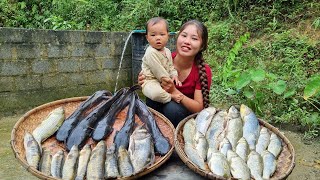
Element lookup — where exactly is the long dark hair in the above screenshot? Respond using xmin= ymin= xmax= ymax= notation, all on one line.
xmin=178 ymin=20 xmax=210 ymax=108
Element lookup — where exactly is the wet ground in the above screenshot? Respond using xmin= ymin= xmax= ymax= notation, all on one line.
xmin=1 ymin=114 xmax=319 ymax=180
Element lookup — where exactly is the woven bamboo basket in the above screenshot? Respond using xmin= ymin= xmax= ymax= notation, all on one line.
xmin=174 ymin=113 xmax=295 ymax=180
xmin=10 ymin=96 xmax=175 ymax=180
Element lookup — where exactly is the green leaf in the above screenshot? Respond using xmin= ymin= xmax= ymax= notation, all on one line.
xmin=235 ymin=72 xmax=251 ymax=90
xmin=272 ymin=80 xmax=287 ymax=95
xmin=283 ymin=89 xmax=296 ymax=99
xmin=225 ymin=88 xmax=237 ymax=95
xmin=250 ymin=68 xmax=265 ymax=82
xmin=244 ymin=90 xmax=254 ymax=99
xmin=303 ymin=75 xmax=320 ymax=100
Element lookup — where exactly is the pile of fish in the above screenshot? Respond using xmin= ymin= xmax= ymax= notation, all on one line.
xmin=23 ymin=85 xmax=171 ymax=179
xmin=183 ymin=104 xmax=283 ymax=180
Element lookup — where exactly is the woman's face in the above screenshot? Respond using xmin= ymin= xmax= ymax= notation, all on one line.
xmin=176 ymin=24 xmax=203 ymax=58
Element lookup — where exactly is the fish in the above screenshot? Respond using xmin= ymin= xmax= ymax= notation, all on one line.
xmin=207 ymin=149 xmax=231 ymax=178
xmin=262 ymin=150 xmax=277 ymax=179
xmin=66 ymin=88 xmax=127 ymax=151
xmin=128 ymin=125 xmax=155 ymax=174
xmin=205 ymin=110 xmax=227 ymax=150
xmin=184 ymin=142 xmax=207 ymax=171
xmin=218 ymin=137 xmax=232 ymax=157
xmin=86 ymin=141 xmax=106 ymax=180
xmin=62 ymin=145 xmax=79 ymax=180
xmin=56 ymin=90 xmax=112 ymax=142
xmin=51 ymin=150 xmax=64 ymax=178
xmin=135 ymin=98 xmax=171 ymax=156
xmin=39 ymin=148 xmax=52 ymax=176
xmin=92 ymin=85 xmax=140 ymax=141
xmin=32 ymin=107 xmax=65 ymax=147
xmin=267 ymin=132 xmax=282 ymax=158
xmin=240 ymin=104 xmax=260 ymax=150
xmin=182 ymin=118 xmax=196 ymax=145
xmin=105 ymin=143 xmax=120 ymax=179
xmin=23 ymin=132 xmax=41 ymax=169
xmin=118 ymin=146 xmax=134 ymax=177
xmin=227 ymin=150 xmax=251 ymax=180
xmin=194 ymin=131 xmax=208 ymax=161
xmin=114 ymin=93 xmax=136 ymax=150
xmin=247 ymin=151 xmax=263 ymax=180
xmin=256 ymin=127 xmax=271 ymax=154
xmin=235 ymin=137 xmax=249 ymax=162
xmin=195 ymin=106 xmax=216 ymax=135
xmin=75 ymin=144 xmax=91 ymax=180
xmin=225 ymin=106 xmax=243 ymax=150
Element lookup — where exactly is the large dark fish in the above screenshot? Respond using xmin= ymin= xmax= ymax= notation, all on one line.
xmin=56 ymin=90 xmax=112 ymax=142
xmin=92 ymin=85 xmax=140 ymax=141
xmin=65 ymin=89 xmax=126 ymax=151
xmin=113 ymin=93 xmax=136 ymax=150
xmin=135 ymin=98 xmax=170 ymax=156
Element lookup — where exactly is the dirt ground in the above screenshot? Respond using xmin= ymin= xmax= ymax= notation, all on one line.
xmin=0 ymin=114 xmax=319 ymax=180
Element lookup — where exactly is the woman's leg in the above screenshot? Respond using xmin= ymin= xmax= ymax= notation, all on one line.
xmin=162 ymin=101 xmax=192 ymax=127
xmin=146 ymin=97 xmax=164 ymax=114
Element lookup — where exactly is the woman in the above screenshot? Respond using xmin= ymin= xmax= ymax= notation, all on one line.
xmin=138 ymin=20 xmax=212 ymax=126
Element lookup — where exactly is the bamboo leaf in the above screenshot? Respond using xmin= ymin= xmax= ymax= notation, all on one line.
xmin=303 ymin=75 xmax=320 ymax=100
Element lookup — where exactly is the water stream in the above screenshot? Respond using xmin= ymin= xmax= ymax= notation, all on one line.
xmin=114 ymin=30 xmax=134 ymax=93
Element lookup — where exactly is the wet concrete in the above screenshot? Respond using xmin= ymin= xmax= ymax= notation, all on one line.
xmin=1 ymin=114 xmax=319 ymax=180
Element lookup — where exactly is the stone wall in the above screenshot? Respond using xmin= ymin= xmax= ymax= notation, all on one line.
xmin=0 ymin=28 xmax=132 ymax=116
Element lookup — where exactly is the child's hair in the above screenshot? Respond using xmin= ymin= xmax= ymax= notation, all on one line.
xmin=178 ymin=20 xmax=210 ymax=108
xmin=145 ymin=17 xmax=169 ymax=34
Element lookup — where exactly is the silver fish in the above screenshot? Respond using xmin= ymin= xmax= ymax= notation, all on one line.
xmin=51 ymin=150 xmax=64 ymax=178
xmin=205 ymin=110 xmax=227 ymax=150
xmin=247 ymin=151 xmax=263 ymax=180
xmin=23 ymin=132 xmax=41 ymax=169
xmin=62 ymin=145 xmax=79 ymax=180
xmin=218 ymin=137 xmax=232 ymax=157
xmin=182 ymin=118 xmax=196 ymax=145
xmin=86 ymin=141 xmax=106 ymax=180
xmin=76 ymin=144 xmax=91 ymax=180
xmin=184 ymin=142 xmax=207 ymax=171
xmin=39 ymin=148 xmax=52 ymax=176
xmin=256 ymin=127 xmax=271 ymax=154
xmin=235 ymin=137 xmax=249 ymax=162
xmin=105 ymin=143 xmax=119 ymax=179
xmin=240 ymin=104 xmax=260 ymax=150
xmin=118 ymin=146 xmax=134 ymax=177
xmin=262 ymin=150 xmax=277 ymax=179
xmin=207 ymin=149 xmax=231 ymax=178
xmin=32 ymin=107 xmax=65 ymax=147
xmin=128 ymin=125 xmax=155 ymax=174
xmin=196 ymin=106 xmax=216 ymax=135
xmin=267 ymin=132 xmax=282 ymax=158
xmin=226 ymin=106 xmax=243 ymax=150
xmin=194 ymin=131 xmax=208 ymax=161
xmin=227 ymin=150 xmax=251 ymax=180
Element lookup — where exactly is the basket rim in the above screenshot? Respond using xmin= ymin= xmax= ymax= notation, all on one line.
xmin=10 ymin=96 xmax=175 ymax=180
xmin=174 ymin=112 xmax=296 ymax=180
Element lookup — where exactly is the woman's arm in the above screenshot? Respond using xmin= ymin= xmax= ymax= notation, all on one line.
xmin=161 ymin=78 xmax=204 ymax=113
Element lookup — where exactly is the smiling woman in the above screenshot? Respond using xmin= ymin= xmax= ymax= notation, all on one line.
xmin=138 ymin=19 xmax=212 ymax=127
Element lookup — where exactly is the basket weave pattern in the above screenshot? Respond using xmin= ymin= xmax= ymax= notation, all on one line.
xmin=11 ymin=97 xmax=175 ymax=180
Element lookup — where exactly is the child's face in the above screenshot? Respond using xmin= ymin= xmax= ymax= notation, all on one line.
xmin=146 ymin=20 xmax=169 ymax=51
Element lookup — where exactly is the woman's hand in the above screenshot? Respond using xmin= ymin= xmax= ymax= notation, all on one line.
xmin=161 ymin=77 xmax=175 ymax=93
xmin=137 ymin=71 xmax=145 ymax=86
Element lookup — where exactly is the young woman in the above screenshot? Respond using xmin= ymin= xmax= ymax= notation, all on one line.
xmin=138 ymin=20 xmax=212 ymax=126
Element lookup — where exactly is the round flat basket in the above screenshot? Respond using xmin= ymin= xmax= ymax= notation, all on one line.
xmin=11 ymin=96 xmax=175 ymax=180
xmin=174 ymin=113 xmax=295 ymax=180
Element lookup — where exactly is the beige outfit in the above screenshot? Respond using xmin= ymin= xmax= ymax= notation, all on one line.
xmin=141 ymin=46 xmax=178 ymax=103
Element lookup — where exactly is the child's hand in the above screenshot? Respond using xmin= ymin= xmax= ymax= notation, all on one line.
xmin=172 ymin=76 xmax=182 ymax=86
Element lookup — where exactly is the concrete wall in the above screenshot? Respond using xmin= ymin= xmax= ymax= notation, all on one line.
xmin=0 ymin=28 xmax=133 ymax=116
